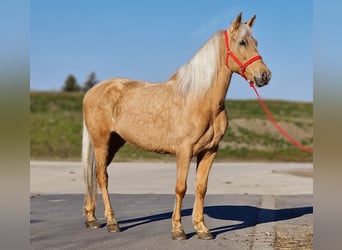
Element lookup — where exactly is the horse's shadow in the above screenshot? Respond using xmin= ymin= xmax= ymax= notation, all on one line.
xmin=117 ymin=205 xmax=313 ymax=238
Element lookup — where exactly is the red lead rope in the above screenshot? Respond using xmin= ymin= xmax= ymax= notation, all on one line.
xmin=249 ymin=81 xmax=313 ymax=153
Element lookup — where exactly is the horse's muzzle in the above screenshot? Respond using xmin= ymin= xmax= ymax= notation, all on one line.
xmin=254 ymin=71 xmax=271 ymax=87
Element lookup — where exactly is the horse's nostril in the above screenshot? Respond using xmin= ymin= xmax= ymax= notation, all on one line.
xmin=262 ymin=72 xmax=268 ymax=81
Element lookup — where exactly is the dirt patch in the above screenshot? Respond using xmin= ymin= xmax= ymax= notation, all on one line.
xmin=231 ymin=118 xmax=313 ymax=142
xmin=222 ymin=118 xmax=313 ymax=151
xmin=220 ymin=141 xmax=267 ymax=151
xmin=272 ymin=168 xmax=313 ymax=178
xmin=275 ymin=224 xmax=313 ymax=249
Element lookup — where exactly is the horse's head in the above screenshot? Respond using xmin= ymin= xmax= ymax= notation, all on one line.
xmin=225 ymin=12 xmax=271 ymax=87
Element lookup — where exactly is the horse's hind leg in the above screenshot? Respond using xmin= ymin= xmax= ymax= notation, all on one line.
xmin=94 ymin=132 xmax=125 ymax=232
xmin=84 ymin=193 xmax=99 ymax=229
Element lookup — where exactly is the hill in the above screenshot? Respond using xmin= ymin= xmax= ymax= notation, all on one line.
xmin=30 ymin=91 xmax=313 ymax=162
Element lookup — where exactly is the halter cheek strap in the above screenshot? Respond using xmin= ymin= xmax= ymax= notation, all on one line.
xmin=224 ymin=30 xmax=262 ymax=80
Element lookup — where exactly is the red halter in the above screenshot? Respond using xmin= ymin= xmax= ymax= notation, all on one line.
xmin=224 ymin=30 xmax=262 ymax=80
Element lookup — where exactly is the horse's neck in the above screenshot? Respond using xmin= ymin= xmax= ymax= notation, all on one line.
xmin=204 ymin=33 xmax=233 ymax=109
xmin=217 ymin=32 xmax=234 ymax=101
xmin=198 ymin=65 xmax=233 ymax=113
xmin=173 ymin=31 xmax=233 ymax=110
xmin=212 ymin=68 xmax=232 ymax=102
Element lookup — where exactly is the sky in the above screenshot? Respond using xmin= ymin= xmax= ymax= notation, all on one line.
xmin=30 ymin=0 xmax=312 ymax=101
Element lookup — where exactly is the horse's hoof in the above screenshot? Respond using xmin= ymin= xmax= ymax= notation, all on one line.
xmin=107 ymin=223 xmax=121 ymax=233
xmin=85 ymin=220 xmax=100 ymax=229
xmin=196 ymin=230 xmax=213 ymax=240
xmin=171 ymin=230 xmax=186 ymax=240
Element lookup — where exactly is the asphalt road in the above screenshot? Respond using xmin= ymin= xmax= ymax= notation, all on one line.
xmin=30 ymin=161 xmax=313 ymax=249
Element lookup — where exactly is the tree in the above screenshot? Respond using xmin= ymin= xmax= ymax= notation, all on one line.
xmin=62 ymin=74 xmax=81 ymax=92
xmin=82 ymin=72 xmax=99 ymax=92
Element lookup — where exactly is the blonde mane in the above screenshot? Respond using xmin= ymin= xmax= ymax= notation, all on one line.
xmin=176 ymin=31 xmax=221 ymax=96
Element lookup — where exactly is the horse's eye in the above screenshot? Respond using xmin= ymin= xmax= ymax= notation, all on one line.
xmin=239 ymin=40 xmax=247 ymax=47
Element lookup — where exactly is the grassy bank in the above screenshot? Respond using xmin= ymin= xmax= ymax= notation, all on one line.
xmin=30 ymin=91 xmax=313 ymax=162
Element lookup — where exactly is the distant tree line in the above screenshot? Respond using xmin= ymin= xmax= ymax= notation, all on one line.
xmin=62 ymin=72 xmax=99 ymax=92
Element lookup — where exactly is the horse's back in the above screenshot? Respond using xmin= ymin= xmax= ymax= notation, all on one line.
xmin=83 ymin=78 xmax=144 ymax=113
xmin=82 ymin=78 xmax=135 ymax=132
xmin=84 ymin=78 xmax=133 ymax=100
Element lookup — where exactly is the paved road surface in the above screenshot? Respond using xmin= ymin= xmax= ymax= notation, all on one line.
xmin=30 ymin=161 xmax=313 ymax=249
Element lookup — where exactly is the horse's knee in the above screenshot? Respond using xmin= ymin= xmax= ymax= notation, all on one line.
xmin=175 ymin=183 xmax=187 ymax=198
xmin=196 ymin=183 xmax=207 ymax=197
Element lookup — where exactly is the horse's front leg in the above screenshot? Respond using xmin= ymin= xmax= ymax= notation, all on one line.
xmin=171 ymin=150 xmax=191 ymax=240
xmin=193 ymin=150 xmax=217 ymax=240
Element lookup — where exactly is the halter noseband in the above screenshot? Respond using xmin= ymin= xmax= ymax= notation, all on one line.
xmin=224 ymin=30 xmax=262 ymax=80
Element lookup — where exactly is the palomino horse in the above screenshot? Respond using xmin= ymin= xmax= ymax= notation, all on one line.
xmin=82 ymin=12 xmax=271 ymax=240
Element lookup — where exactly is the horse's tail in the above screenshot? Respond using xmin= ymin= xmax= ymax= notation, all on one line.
xmin=82 ymin=119 xmax=97 ymax=214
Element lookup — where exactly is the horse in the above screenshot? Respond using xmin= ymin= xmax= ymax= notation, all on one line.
xmin=82 ymin=12 xmax=271 ymax=240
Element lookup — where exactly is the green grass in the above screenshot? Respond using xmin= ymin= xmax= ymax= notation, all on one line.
xmin=30 ymin=92 xmax=84 ymax=160
xmin=30 ymin=91 xmax=313 ymax=162
xmin=226 ymin=99 xmax=313 ymax=121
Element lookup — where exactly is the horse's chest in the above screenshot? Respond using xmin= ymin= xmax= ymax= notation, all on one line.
xmin=194 ymin=111 xmax=228 ymax=153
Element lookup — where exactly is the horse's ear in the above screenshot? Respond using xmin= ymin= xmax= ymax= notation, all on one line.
xmin=230 ymin=12 xmax=243 ymax=31
xmin=246 ymin=15 xmax=256 ymax=28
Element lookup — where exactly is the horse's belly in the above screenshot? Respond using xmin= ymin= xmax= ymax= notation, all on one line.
xmin=122 ymin=132 xmax=176 ymax=154
xmin=115 ymin=119 xmax=177 ymax=154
